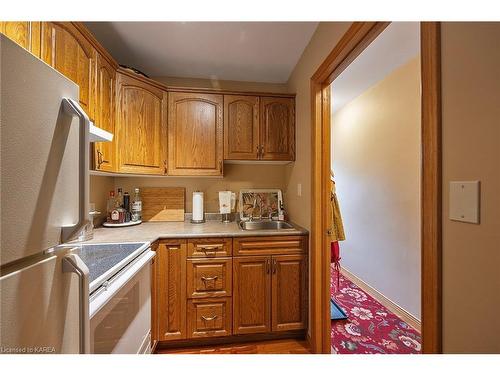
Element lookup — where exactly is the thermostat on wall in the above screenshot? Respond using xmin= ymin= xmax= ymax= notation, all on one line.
xmin=449 ymin=181 xmax=480 ymax=224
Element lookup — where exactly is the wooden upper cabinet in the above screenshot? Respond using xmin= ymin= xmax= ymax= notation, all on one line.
xmin=271 ymin=254 xmax=307 ymax=332
xmin=260 ymin=97 xmax=295 ymax=161
xmin=40 ymin=22 xmax=95 ymax=120
xmin=224 ymin=95 xmax=259 ymax=160
xmin=232 ymin=256 xmax=271 ymax=335
xmin=93 ymin=54 xmax=116 ymax=171
xmin=168 ymin=92 xmax=223 ymax=176
xmin=115 ymin=72 xmax=167 ymax=175
xmin=0 ymin=22 xmax=41 ymax=56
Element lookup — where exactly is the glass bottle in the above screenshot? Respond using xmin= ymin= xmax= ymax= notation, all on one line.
xmin=131 ymin=188 xmax=142 ymax=222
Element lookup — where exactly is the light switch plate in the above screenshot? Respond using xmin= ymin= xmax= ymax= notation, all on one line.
xmin=449 ymin=181 xmax=480 ymax=224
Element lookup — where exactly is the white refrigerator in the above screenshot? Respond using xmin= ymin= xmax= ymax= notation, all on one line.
xmin=0 ymin=35 xmax=109 ymax=354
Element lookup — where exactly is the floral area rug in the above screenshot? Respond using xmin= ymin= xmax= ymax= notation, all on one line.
xmin=331 ymin=268 xmax=421 ymax=354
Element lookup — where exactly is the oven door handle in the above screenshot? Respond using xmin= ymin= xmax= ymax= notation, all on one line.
xmin=62 ymin=253 xmax=90 ymax=354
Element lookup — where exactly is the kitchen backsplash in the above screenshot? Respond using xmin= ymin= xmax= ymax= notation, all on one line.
xmin=90 ymin=163 xmax=288 ymax=220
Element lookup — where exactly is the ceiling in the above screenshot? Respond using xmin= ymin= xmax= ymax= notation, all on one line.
xmin=85 ymin=22 xmax=318 ymax=83
xmin=331 ymin=22 xmax=420 ymax=112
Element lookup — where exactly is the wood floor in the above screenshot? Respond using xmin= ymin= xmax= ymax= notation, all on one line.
xmin=155 ymin=338 xmax=311 ymax=354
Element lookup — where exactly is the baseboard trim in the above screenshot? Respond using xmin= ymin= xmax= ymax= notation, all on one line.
xmin=340 ymin=267 xmax=421 ymax=332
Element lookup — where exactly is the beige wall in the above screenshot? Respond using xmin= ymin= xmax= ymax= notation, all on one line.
xmin=332 ymin=57 xmax=421 ymax=318
xmin=112 ymin=164 xmax=287 ymax=213
xmin=441 ymin=23 xmax=500 ymax=353
xmin=90 ymin=175 xmax=115 ymax=221
xmin=90 ymin=165 xmax=287 ymax=217
xmin=285 ymin=22 xmax=352 ymax=230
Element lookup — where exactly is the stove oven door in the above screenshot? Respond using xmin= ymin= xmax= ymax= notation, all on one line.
xmin=90 ymin=250 xmax=155 ymax=354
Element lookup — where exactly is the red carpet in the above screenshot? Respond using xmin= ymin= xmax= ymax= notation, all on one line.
xmin=331 ymin=268 xmax=421 ymax=354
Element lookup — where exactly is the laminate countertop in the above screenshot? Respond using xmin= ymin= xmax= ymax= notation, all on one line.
xmin=84 ymin=219 xmax=308 ymax=245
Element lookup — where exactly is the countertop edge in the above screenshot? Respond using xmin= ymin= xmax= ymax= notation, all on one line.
xmin=84 ymin=221 xmax=309 ymax=245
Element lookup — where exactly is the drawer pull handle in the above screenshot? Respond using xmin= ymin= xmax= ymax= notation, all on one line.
xmin=201 ymin=275 xmax=218 ymax=282
xmin=201 ymin=315 xmax=218 ymax=321
xmin=168 ymin=247 xmax=180 ymax=251
xmin=199 ymin=244 xmax=223 ymax=250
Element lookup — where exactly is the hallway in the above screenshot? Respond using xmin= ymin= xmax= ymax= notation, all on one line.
xmin=331 ymin=267 xmax=421 ymax=354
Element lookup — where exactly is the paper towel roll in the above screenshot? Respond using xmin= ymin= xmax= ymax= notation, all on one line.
xmin=192 ymin=191 xmax=204 ymax=222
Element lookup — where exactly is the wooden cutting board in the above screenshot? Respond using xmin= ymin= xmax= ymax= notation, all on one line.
xmin=141 ymin=187 xmax=185 ymax=222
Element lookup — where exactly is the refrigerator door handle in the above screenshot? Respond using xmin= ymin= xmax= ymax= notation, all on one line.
xmin=63 ymin=253 xmax=90 ymax=354
xmin=61 ymin=98 xmax=90 ymax=244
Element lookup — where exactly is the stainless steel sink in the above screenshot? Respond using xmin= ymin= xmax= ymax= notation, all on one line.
xmin=238 ymin=220 xmax=295 ymax=231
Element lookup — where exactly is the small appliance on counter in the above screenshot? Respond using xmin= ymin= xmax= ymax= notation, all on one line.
xmin=191 ymin=191 xmax=205 ymax=223
xmin=219 ymin=191 xmax=236 ymax=222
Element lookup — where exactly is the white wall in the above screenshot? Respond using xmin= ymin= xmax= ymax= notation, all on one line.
xmin=331 ymin=57 xmax=421 ymax=318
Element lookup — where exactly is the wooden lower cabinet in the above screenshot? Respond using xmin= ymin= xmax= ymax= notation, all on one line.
xmin=153 ymin=235 xmax=307 ymax=346
xmin=155 ymin=240 xmax=187 ymax=341
xmin=233 ymin=254 xmax=307 ymax=335
xmin=272 ymin=254 xmax=307 ymax=331
xmin=233 ymin=256 xmax=272 ymax=335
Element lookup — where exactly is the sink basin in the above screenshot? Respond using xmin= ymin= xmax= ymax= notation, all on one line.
xmin=238 ymin=220 xmax=295 ymax=231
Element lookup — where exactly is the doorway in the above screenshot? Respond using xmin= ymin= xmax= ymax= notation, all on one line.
xmin=309 ymin=22 xmax=442 ymax=354
xmin=329 ymin=22 xmax=421 ymax=353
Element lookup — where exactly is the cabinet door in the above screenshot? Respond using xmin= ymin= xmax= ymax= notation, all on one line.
xmin=156 ymin=240 xmax=187 ymax=341
xmin=271 ymin=254 xmax=307 ymax=331
xmin=0 ymin=22 xmax=40 ymax=56
xmin=224 ymin=95 xmax=259 ymax=160
xmin=93 ymin=54 xmax=116 ymax=171
xmin=40 ymin=22 xmax=95 ymax=119
xmin=233 ymin=256 xmax=271 ymax=334
xmin=260 ymin=97 xmax=295 ymax=161
xmin=115 ymin=72 xmax=167 ymax=175
xmin=168 ymin=92 xmax=223 ymax=176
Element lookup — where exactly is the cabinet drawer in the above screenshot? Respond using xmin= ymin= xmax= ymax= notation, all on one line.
xmin=187 ymin=238 xmax=232 ymax=258
xmin=187 ymin=297 xmax=232 ymax=338
xmin=187 ymin=258 xmax=232 ymax=298
xmin=233 ymin=236 xmax=306 ymax=256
